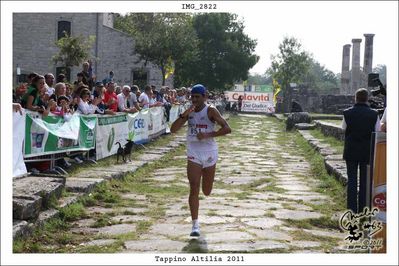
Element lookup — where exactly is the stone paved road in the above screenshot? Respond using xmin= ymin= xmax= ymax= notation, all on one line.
xmin=30 ymin=114 xmax=352 ymax=253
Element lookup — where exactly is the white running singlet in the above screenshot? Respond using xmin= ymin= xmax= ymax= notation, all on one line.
xmin=186 ymin=105 xmax=218 ymax=152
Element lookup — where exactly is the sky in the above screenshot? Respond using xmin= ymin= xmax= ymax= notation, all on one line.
xmin=233 ymin=1 xmax=398 ymax=75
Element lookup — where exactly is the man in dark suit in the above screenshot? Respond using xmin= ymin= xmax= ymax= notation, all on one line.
xmin=342 ymin=88 xmax=380 ymax=213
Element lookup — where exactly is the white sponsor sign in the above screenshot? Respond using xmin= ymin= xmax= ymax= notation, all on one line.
xmin=13 ymin=110 xmax=27 ymax=177
xmin=95 ymin=114 xmax=129 ymax=160
xmin=148 ymin=107 xmax=167 ymax=138
xmin=127 ymin=109 xmax=150 ymax=144
xmin=224 ymin=91 xmax=274 ymax=113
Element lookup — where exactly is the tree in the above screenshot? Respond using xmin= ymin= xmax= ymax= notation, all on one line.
xmin=181 ymin=13 xmax=259 ymax=90
xmin=114 ymin=13 xmax=198 ymax=86
xmin=268 ymin=37 xmax=311 ymax=112
xmin=247 ymin=73 xmax=272 ymax=85
xmin=302 ymin=58 xmax=339 ymax=94
xmin=52 ymin=33 xmax=96 ymax=78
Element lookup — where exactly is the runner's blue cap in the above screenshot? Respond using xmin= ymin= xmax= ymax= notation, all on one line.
xmin=191 ymin=84 xmax=206 ymax=96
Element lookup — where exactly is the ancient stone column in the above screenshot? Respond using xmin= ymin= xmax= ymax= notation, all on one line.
xmin=363 ymin=34 xmax=375 ymax=88
xmin=340 ymin=44 xmax=351 ymax=95
xmin=351 ymin=38 xmax=362 ymax=94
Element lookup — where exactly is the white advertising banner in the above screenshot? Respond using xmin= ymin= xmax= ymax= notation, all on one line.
xmin=224 ymin=91 xmax=275 ymax=113
xmin=126 ymin=109 xmax=150 ymax=145
xmin=13 ymin=110 xmax=27 ymax=177
xmin=95 ymin=114 xmax=129 ymax=160
xmin=169 ymin=105 xmax=180 ymax=124
xmin=148 ymin=106 xmax=167 ymax=138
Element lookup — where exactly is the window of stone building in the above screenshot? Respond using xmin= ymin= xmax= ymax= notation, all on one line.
xmin=58 ymin=20 xmax=71 ymax=39
xmin=132 ymin=69 xmax=148 ymax=90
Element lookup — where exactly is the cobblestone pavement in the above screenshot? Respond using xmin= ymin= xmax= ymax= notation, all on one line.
xmin=24 ymin=114 xmax=352 ymax=253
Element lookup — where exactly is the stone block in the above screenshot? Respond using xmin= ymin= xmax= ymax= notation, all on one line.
xmin=65 ymin=177 xmax=104 ymax=193
xmin=295 ymin=123 xmax=316 ymax=130
xmin=13 ymin=220 xmax=32 ymax=239
xmin=13 ymin=176 xmax=65 ymax=209
xmin=286 ymin=112 xmax=311 ymax=131
xmin=13 ymin=195 xmax=42 ymax=220
xmin=325 ymin=160 xmax=348 ymax=184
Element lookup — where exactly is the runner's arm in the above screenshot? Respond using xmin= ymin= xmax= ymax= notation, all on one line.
xmin=170 ymin=106 xmax=195 ymax=133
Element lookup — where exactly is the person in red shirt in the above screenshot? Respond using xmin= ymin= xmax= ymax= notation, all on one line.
xmin=104 ymin=81 xmax=118 ymax=112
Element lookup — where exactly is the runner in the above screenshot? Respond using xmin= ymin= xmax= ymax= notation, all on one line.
xmin=171 ymin=84 xmax=232 ymax=237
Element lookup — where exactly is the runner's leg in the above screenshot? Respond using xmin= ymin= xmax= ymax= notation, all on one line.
xmin=187 ymin=160 xmax=202 ymax=220
xmin=202 ymin=164 xmax=216 ymax=196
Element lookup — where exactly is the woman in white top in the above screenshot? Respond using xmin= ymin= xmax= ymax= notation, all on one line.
xmin=77 ymin=89 xmax=101 ymax=115
xmin=170 ymin=84 xmax=231 ymax=237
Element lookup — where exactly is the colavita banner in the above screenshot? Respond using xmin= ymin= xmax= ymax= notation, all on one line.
xmin=371 ymin=131 xmax=386 ymax=253
xmin=224 ymin=91 xmax=274 ymax=113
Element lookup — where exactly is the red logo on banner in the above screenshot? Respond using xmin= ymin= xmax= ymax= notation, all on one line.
xmin=373 ymin=193 xmax=386 ymax=212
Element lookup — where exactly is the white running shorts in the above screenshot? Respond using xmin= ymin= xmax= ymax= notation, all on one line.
xmin=187 ymin=149 xmax=218 ymax=168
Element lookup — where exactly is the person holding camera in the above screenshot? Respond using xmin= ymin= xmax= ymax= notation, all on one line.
xmin=341 ymin=88 xmax=380 ymax=213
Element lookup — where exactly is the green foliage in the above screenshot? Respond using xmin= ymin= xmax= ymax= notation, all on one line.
xmin=184 ymin=13 xmax=259 ymax=90
xmin=247 ymin=73 xmax=273 ymax=85
xmin=52 ymin=33 xmax=96 ymax=68
xmin=302 ymin=58 xmax=340 ymax=94
xmin=114 ymin=13 xmax=198 ymax=85
xmin=58 ymin=202 xmax=86 ymax=222
xmin=268 ymin=37 xmax=311 ymax=111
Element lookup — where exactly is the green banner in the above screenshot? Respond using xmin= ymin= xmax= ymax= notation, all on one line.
xmin=24 ymin=112 xmax=97 ymax=158
xmin=255 ymin=85 xmax=273 ymax=92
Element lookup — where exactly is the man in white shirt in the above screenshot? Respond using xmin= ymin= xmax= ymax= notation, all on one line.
xmin=130 ymin=85 xmax=141 ymax=111
xmin=138 ymin=85 xmax=151 ymax=108
xmin=117 ymin=85 xmax=138 ymax=113
xmin=44 ymin=73 xmax=55 ymax=96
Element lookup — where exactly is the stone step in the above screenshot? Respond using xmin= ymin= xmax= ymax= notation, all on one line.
xmin=324 ymin=159 xmax=348 ymax=185
xmin=295 ymin=123 xmax=316 ymax=130
xmin=65 ymin=177 xmax=105 ymax=193
xmin=13 ymin=176 xmax=65 ymax=220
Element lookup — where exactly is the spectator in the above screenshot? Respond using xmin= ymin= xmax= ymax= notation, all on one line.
xmin=72 ymin=84 xmax=89 ymax=112
xmin=138 ymin=85 xmax=152 ymax=109
xmin=65 ymin=83 xmax=73 ymax=102
xmin=13 ymin=83 xmax=28 ymax=104
xmin=117 ymin=85 xmax=138 ymax=113
xmin=103 ymin=81 xmax=118 ymax=112
xmin=27 ymin=72 xmax=39 ymax=85
xmin=81 ymin=61 xmax=94 ymax=89
xmin=50 ymin=82 xmax=66 ymax=102
xmin=44 ymin=73 xmax=55 ymax=96
xmin=77 ymin=88 xmax=101 ymax=114
xmin=51 ymin=95 xmax=73 ymax=118
xmin=115 ymin=85 xmax=122 ymax=96
xmin=93 ymin=82 xmax=115 ymax=115
xmin=342 ymin=88 xmax=380 ymax=213
xmin=73 ymin=72 xmax=85 ymax=87
xmin=130 ymin=85 xmax=141 ymax=111
xmin=102 ymin=71 xmax=114 ymax=85
xmin=237 ymin=95 xmax=243 ymax=112
xmin=56 ymin=73 xmax=66 ymax=83
xmin=21 ymin=75 xmax=47 ymax=112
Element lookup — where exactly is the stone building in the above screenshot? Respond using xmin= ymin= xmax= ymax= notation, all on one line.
xmin=13 ymin=13 xmax=173 ymax=88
